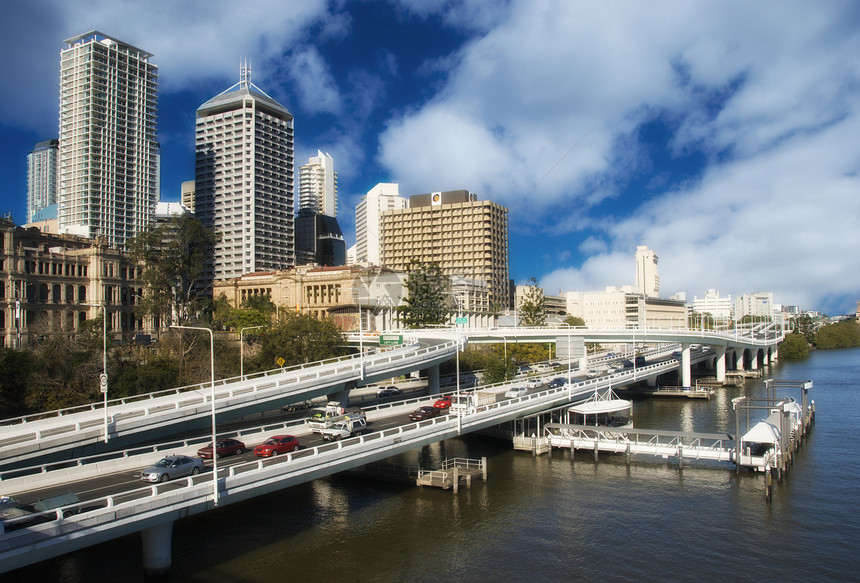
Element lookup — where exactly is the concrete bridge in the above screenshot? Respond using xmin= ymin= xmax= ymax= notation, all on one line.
xmin=0 ymin=324 xmax=780 ymax=575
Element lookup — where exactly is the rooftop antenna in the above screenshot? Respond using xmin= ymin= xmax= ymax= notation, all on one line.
xmin=239 ymin=57 xmax=251 ymax=88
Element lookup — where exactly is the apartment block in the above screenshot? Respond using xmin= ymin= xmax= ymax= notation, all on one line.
xmin=195 ymin=65 xmax=294 ymax=281
xmin=27 ymin=139 xmax=60 ymax=225
xmin=354 ymin=183 xmax=405 ymax=265
xmin=298 ymin=150 xmax=337 ymax=217
xmin=58 ymin=31 xmax=159 ymax=247
xmin=380 ymin=190 xmax=509 ymax=309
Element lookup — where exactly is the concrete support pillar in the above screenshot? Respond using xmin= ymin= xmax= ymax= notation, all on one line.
xmin=426 ymin=365 xmax=440 ymax=396
xmin=141 ymin=521 xmax=174 ymax=577
xmin=749 ymin=351 xmax=758 ymax=370
xmin=681 ymin=345 xmax=692 ymax=388
xmin=646 ymin=375 xmax=657 ymax=388
xmin=715 ymin=346 xmax=727 ymax=383
xmin=327 ymin=388 xmax=351 ymax=408
xmin=762 ymin=350 xmax=770 ymax=366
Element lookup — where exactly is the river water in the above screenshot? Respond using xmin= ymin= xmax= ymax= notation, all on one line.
xmin=8 ymin=348 xmax=860 ymax=582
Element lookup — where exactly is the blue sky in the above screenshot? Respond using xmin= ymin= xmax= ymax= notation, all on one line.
xmin=1 ymin=0 xmax=859 ymax=315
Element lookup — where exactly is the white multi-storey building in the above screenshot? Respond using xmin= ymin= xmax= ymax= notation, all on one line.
xmin=27 ymin=139 xmax=59 ymax=224
xmin=58 ymin=31 xmax=159 ymax=248
xmin=735 ymin=292 xmax=775 ymax=321
xmin=298 ymin=150 xmax=337 ymax=217
xmin=195 ymin=65 xmax=294 ymax=281
xmin=354 ymin=183 xmax=405 ymax=265
xmin=635 ymin=245 xmax=660 ymax=297
xmin=692 ymin=289 xmax=733 ymax=322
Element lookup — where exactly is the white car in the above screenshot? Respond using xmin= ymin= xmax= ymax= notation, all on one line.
xmin=523 ymin=378 xmax=543 ymax=389
xmin=504 ymin=387 xmax=528 ymax=398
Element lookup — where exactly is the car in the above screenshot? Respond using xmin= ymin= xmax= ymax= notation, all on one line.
xmin=254 ymin=435 xmax=299 ymax=457
xmin=523 ymin=378 xmax=543 ymax=389
xmin=197 ymin=438 xmax=246 ymax=460
xmin=548 ymin=377 xmax=567 ymax=388
xmin=622 ymin=359 xmax=634 ymax=369
xmin=433 ymin=395 xmax=453 ymax=409
xmin=635 ymin=355 xmax=647 ymax=366
xmin=409 ymin=406 xmax=441 ymax=421
xmin=140 ymin=455 xmax=205 ymax=483
xmin=377 ymin=386 xmax=403 ymax=397
xmin=504 ymin=387 xmax=528 ymax=399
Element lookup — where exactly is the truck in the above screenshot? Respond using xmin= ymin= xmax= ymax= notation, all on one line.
xmin=320 ymin=416 xmax=367 ymax=441
xmin=307 ymin=402 xmax=366 ymax=434
xmin=450 ymin=390 xmax=496 ymax=415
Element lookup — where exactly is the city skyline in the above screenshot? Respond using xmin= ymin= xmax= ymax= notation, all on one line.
xmin=0 ymin=1 xmax=857 ymax=314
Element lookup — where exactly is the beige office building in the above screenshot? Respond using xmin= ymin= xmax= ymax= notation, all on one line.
xmin=380 ymin=190 xmax=509 ymax=309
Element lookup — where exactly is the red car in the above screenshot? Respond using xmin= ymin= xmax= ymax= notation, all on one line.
xmin=254 ymin=435 xmax=300 ymax=457
xmin=409 ymin=406 xmax=441 ymax=421
xmin=433 ymin=396 xmax=452 ymax=409
xmin=197 ymin=438 xmax=246 ymax=460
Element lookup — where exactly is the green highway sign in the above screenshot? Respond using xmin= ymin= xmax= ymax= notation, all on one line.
xmin=455 ymin=317 xmax=468 ymax=324
xmin=379 ymin=334 xmax=403 ymax=346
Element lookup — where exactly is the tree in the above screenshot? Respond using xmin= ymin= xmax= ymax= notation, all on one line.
xmin=398 ymin=260 xmax=448 ymax=328
xmin=254 ymin=314 xmax=347 ymax=371
xmin=814 ymin=319 xmax=860 ymax=349
xmin=128 ymin=214 xmax=219 ymax=326
xmin=214 ymin=293 xmax=275 ymax=331
xmin=794 ymin=314 xmax=816 ymax=344
xmin=564 ymin=315 xmax=586 ymax=327
xmin=779 ymin=331 xmax=809 ymax=360
xmin=519 ymin=277 xmax=546 ymax=327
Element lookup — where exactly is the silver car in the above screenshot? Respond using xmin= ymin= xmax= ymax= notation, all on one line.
xmin=140 ymin=455 xmax=205 ymax=483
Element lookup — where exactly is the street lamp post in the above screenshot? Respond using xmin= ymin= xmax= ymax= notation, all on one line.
xmin=240 ymin=325 xmax=265 ymax=380
xmin=352 ymin=288 xmax=365 ymax=379
xmin=171 ymin=325 xmax=218 ymax=505
xmin=86 ymin=303 xmax=109 ymax=443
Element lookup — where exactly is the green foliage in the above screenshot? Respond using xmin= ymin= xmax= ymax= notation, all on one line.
xmin=254 ymin=314 xmax=347 ymax=370
xmin=482 ymin=355 xmax=517 ymax=384
xmin=814 ymin=319 xmax=860 ymax=349
xmin=399 ymin=260 xmax=448 ymax=329
xmin=0 ymin=348 xmax=33 ymax=415
xmin=564 ymin=315 xmax=586 ymax=327
xmin=128 ymin=214 xmax=219 ymax=326
xmin=793 ymin=314 xmax=816 ymax=344
xmin=214 ymin=293 xmax=274 ymax=331
xmin=779 ymin=332 xmax=810 ymax=360
xmin=519 ymin=277 xmax=546 ymax=327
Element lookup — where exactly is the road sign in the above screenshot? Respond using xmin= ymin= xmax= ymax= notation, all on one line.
xmin=455 ymin=317 xmax=468 ymax=324
xmin=276 ymin=357 xmax=285 ymax=367
xmin=99 ymin=373 xmax=108 ymax=394
xmin=379 ymin=334 xmax=403 ymax=346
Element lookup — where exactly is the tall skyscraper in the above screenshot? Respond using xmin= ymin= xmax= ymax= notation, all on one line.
xmin=58 ymin=31 xmax=159 ymax=247
xmin=298 ymin=150 xmax=337 ymax=216
xmin=635 ymin=245 xmax=660 ymax=298
xmin=355 ymin=183 xmax=405 ymax=265
xmin=195 ymin=63 xmax=294 ymax=281
xmin=27 ymin=139 xmax=59 ymax=224
xmin=380 ymin=190 xmax=509 ymax=309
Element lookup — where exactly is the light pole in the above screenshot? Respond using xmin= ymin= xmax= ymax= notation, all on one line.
xmin=171 ymin=324 xmax=218 ymax=505
xmin=86 ymin=303 xmax=109 ymax=443
xmin=240 ymin=325 xmax=265 ymax=380
xmin=352 ymin=288 xmax=365 ymax=379
xmin=446 ymin=292 xmax=464 ymax=434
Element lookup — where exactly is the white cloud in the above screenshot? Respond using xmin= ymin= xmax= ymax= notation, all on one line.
xmin=377 ymin=0 xmax=860 ymax=312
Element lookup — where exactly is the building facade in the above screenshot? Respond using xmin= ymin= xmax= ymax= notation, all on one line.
xmin=213 ymin=264 xmax=404 ymax=332
xmin=298 ymin=150 xmax=337 ymax=217
xmin=692 ymin=288 xmax=733 ymax=322
xmin=0 ymin=218 xmax=146 ymax=347
xmin=380 ymin=190 xmax=509 ymax=309
xmin=354 ymin=183 xmax=405 ymax=265
xmin=634 ymin=245 xmax=660 ymax=297
xmin=58 ymin=31 xmax=159 ymax=248
xmin=195 ymin=65 xmax=294 ymax=281
xmin=27 ymin=139 xmax=60 ymax=225
xmin=295 ymin=209 xmax=346 ymax=267
xmin=735 ymin=292 xmax=775 ymax=321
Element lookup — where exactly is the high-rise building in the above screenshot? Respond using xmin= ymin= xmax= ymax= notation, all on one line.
xmin=380 ymin=189 xmax=509 ymax=309
xmin=27 ymin=139 xmax=60 ymax=224
xmin=635 ymin=245 xmax=660 ymax=297
xmin=180 ymin=180 xmax=196 ymax=213
xmin=295 ymin=208 xmax=346 ymax=267
xmin=58 ymin=31 xmax=159 ymax=247
xmin=195 ymin=64 xmax=294 ymax=281
xmin=355 ymin=183 xmax=405 ymax=265
xmin=298 ymin=150 xmax=337 ymax=217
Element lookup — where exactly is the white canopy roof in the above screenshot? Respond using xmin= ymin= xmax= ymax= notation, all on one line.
xmin=742 ymin=420 xmax=780 ymax=444
xmin=569 ymin=389 xmax=632 ymax=415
